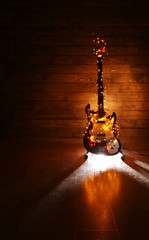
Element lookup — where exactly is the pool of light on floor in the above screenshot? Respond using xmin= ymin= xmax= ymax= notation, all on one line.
xmin=86 ymin=152 xmax=123 ymax=173
xmin=37 ymin=150 xmax=149 ymax=206
xmin=85 ymin=152 xmax=149 ymax=187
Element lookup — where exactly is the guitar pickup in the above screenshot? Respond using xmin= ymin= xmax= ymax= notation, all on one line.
xmin=97 ymin=133 xmax=106 ymax=137
xmin=97 ymin=121 xmax=105 ymax=123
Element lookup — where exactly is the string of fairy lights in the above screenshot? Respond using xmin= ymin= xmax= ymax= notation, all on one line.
xmin=84 ymin=37 xmax=119 ymax=144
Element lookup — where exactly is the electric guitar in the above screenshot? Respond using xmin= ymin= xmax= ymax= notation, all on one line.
xmin=83 ymin=37 xmax=121 ymax=155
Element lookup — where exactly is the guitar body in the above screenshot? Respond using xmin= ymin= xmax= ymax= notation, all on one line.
xmin=83 ymin=110 xmax=121 ymax=155
xmin=83 ymin=38 xmax=121 ymax=156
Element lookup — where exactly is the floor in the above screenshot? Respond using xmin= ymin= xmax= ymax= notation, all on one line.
xmin=0 ymin=139 xmax=149 ymax=240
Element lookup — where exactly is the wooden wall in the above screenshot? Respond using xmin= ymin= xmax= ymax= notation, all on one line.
xmin=1 ymin=0 xmax=149 ymax=144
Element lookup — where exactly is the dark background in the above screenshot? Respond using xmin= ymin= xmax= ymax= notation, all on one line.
xmin=1 ymin=0 xmax=149 ymax=146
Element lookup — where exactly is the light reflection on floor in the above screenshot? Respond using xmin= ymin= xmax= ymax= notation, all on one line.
xmin=19 ymin=149 xmax=149 ymax=240
xmin=134 ymin=160 xmax=149 ymax=171
xmin=48 ymin=151 xmax=149 ymax=202
xmin=86 ymin=152 xmax=149 ymax=187
xmin=86 ymin=152 xmax=123 ymax=173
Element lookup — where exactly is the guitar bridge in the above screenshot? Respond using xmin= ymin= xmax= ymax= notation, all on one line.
xmin=97 ymin=121 xmax=105 ymax=123
xmin=97 ymin=133 xmax=106 ymax=137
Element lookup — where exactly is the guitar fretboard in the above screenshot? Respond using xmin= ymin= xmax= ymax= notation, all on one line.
xmin=97 ymin=56 xmax=104 ymax=117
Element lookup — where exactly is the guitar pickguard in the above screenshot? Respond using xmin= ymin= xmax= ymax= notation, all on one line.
xmin=90 ymin=113 xmax=117 ymax=143
xmin=83 ymin=107 xmax=120 ymax=154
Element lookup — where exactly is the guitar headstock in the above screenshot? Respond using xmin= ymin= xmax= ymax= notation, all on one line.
xmin=93 ymin=37 xmax=107 ymax=57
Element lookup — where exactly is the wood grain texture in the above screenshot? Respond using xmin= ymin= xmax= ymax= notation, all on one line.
xmin=1 ymin=0 xmax=149 ymax=139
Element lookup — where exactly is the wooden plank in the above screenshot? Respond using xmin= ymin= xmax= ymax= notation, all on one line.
xmin=2 ymin=26 xmax=148 ymax=38
xmin=1 ymin=73 xmax=100 ymax=83
xmin=6 ymin=100 xmax=149 ymax=111
xmin=1 ymin=0 xmax=148 ymax=8
xmin=3 ymin=125 xmax=149 ymax=138
xmin=111 ymin=73 xmax=149 ymax=83
xmin=1 ymin=64 xmax=131 ymax=74
xmin=1 ymin=14 xmax=148 ymax=27
xmin=12 ymin=119 xmax=149 ymax=129
xmin=0 ymin=91 xmax=67 ymax=101
xmin=105 ymin=101 xmax=149 ymax=111
xmin=0 ymin=82 xmax=97 ymax=92
xmin=106 ymin=83 xmax=149 ymax=92
xmin=3 ymin=73 xmax=149 ymax=84
xmin=20 ymin=6 xmax=149 ymax=18
xmin=3 ymin=45 xmax=149 ymax=56
xmin=28 ymin=55 xmax=149 ymax=65
xmin=67 ymin=92 xmax=149 ymax=102
xmin=5 ymin=107 xmax=149 ymax=120
xmin=1 ymin=82 xmax=149 ymax=93
xmin=119 ymin=119 xmax=149 ymax=129
xmin=1 ymin=86 xmax=149 ymax=101
xmin=3 ymin=53 xmax=149 ymax=65
xmin=10 ymin=36 xmax=148 ymax=48
xmin=1 ymin=6 xmax=148 ymax=18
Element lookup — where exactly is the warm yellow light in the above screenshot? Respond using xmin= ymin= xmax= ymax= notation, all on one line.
xmin=87 ymin=152 xmax=123 ymax=172
xmin=91 ymin=136 xmax=94 ymax=141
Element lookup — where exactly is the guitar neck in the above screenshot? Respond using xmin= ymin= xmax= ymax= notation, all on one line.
xmin=97 ymin=56 xmax=104 ymax=117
